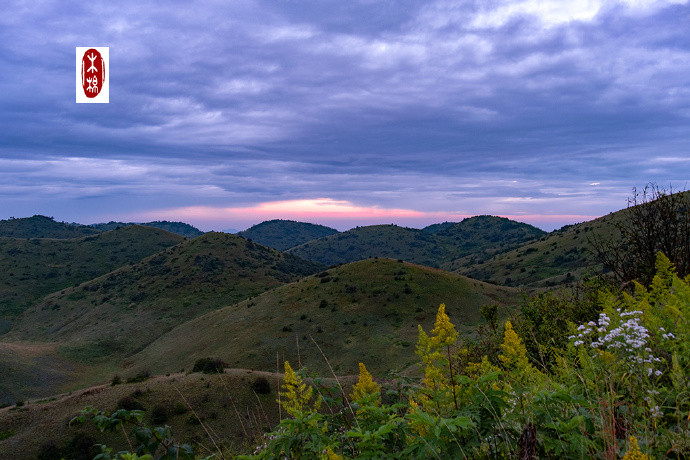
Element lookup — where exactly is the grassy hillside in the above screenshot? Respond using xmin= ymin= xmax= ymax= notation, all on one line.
xmin=238 ymin=219 xmax=339 ymax=251
xmin=436 ymin=215 xmax=546 ymax=266
xmin=127 ymin=258 xmax=518 ymax=380
xmin=90 ymin=220 xmax=204 ymax=238
xmin=287 ymin=225 xmax=446 ymax=266
xmin=6 ymin=233 xmax=323 ymax=365
xmin=287 ymin=217 xmax=544 ymax=268
xmin=0 ymin=215 xmax=101 ymax=238
xmin=0 ymin=369 xmax=316 ymax=459
xmin=454 ymin=214 xmax=619 ymax=287
xmin=0 ymin=226 xmax=185 ymax=329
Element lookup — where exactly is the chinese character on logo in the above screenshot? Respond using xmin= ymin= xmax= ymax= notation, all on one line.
xmin=76 ymin=47 xmax=109 ymax=103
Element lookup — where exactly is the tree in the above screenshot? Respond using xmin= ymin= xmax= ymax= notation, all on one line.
xmin=590 ymin=184 xmax=689 ymax=285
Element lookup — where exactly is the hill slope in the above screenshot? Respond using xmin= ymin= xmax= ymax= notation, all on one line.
xmin=0 ymin=226 xmax=185 ymax=329
xmin=287 ymin=225 xmax=446 ymax=266
xmin=127 ymin=258 xmax=518 ymax=379
xmin=287 ymin=217 xmax=544 ymax=268
xmin=238 ymin=219 xmax=339 ymax=251
xmin=0 ymin=215 xmax=101 ymax=239
xmin=454 ymin=215 xmax=618 ymax=287
xmin=90 ymin=220 xmax=204 ymax=238
xmin=0 ymin=369 xmax=299 ymax=459
xmin=6 ymin=233 xmax=323 ymax=364
xmin=436 ymin=216 xmax=546 ymax=268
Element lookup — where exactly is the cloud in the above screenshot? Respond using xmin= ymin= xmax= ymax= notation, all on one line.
xmin=121 ymin=198 xmax=599 ymax=232
xmin=0 ymin=0 xmax=688 ymax=229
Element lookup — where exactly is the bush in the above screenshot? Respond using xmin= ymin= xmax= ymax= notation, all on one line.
xmin=173 ymin=401 xmax=188 ymax=415
xmin=37 ymin=441 xmax=61 ymax=460
xmin=63 ymin=432 xmax=98 ymax=460
xmin=150 ymin=404 xmax=169 ymax=425
xmin=116 ymin=396 xmax=144 ymax=411
xmin=110 ymin=374 xmax=122 ymax=386
xmin=126 ymin=370 xmax=150 ymax=383
xmin=192 ymin=357 xmax=226 ymax=374
xmin=252 ymin=377 xmax=271 ymax=394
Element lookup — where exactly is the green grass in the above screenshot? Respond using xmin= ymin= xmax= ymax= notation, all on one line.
xmin=0 ymin=370 xmax=316 ymax=459
xmin=89 ymin=220 xmax=205 ymax=238
xmin=287 ymin=216 xmax=544 ymax=268
xmin=0 ymin=225 xmax=185 ymax=326
xmin=452 ymin=213 xmax=622 ymax=287
xmin=0 ymin=215 xmax=101 ymax=238
xmin=238 ymin=219 xmax=339 ymax=251
xmin=6 ymin=233 xmax=322 ymax=364
xmin=127 ymin=258 xmax=518 ymax=379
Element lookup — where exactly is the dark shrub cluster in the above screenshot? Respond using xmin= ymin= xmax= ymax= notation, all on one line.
xmin=252 ymin=377 xmax=271 ymax=394
xmin=192 ymin=357 xmax=227 ymax=374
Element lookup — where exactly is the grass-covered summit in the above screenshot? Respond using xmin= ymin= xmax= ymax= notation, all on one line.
xmin=126 ymin=257 xmax=517 ymax=379
xmin=90 ymin=220 xmax=204 ymax=238
xmin=238 ymin=219 xmax=339 ymax=251
xmin=0 ymin=215 xmax=101 ymax=238
xmin=287 ymin=217 xmax=544 ymax=268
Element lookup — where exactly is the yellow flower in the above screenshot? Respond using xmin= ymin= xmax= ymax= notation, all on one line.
xmin=431 ymin=304 xmax=457 ymax=347
xmin=499 ymin=321 xmax=529 ymax=370
xmin=351 ymin=363 xmax=380 ymax=404
xmin=279 ymin=361 xmax=321 ymax=416
xmin=623 ymin=436 xmax=650 ymax=460
xmin=322 ymin=447 xmax=343 ymax=460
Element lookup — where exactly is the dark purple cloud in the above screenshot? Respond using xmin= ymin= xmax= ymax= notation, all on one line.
xmin=0 ymin=0 xmax=688 ymax=231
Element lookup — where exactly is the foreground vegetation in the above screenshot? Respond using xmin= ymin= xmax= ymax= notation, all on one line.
xmin=63 ymin=253 xmax=689 ymax=459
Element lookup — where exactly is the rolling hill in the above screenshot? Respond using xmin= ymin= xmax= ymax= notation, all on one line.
xmin=0 ymin=215 xmax=101 ymax=239
xmin=125 ymin=258 xmax=518 ymax=380
xmin=237 ymin=219 xmax=339 ymax=251
xmin=287 ymin=225 xmax=446 ymax=267
xmin=453 ymin=215 xmax=618 ymax=287
xmin=0 ymin=226 xmax=185 ymax=330
xmin=6 ymin=233 xmax=323 ymax=364
xmin=287 ymin=217 xmax=544 ymax=268
xmin=90 ymin=220 xmax=204 ymax=238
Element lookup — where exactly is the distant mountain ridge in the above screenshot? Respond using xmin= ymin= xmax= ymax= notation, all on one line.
xmin=0 ymin=215 xmax=100 ymax=238
xmin=90 ymin=220 xmax=204 ymax=238
xmin=238 ymin=219 xmax=339 ymax=251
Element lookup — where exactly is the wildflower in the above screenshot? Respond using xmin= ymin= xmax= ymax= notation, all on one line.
xmin=351 ymin=362 xmax=380 ymax=404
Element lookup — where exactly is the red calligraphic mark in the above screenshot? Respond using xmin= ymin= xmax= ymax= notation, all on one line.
xmin=81 ymin=48 xmax=105 ymax=98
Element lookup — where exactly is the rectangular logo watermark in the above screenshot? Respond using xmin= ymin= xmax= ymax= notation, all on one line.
xmin=76 ymin=47 xmax=109 ymax=103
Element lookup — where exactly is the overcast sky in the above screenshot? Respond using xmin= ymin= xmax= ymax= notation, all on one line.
xmin=1 ymin=0 xmax=688 ymax=231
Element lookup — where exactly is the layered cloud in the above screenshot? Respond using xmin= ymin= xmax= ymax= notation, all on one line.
xmin=124 ymin=198 xmax=597 ymax=232
xmin=0 ymin=0 xmax=688 ymax=229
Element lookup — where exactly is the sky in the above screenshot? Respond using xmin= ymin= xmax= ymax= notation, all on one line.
xmin=1 ymin=0 xmax=689 ymax=232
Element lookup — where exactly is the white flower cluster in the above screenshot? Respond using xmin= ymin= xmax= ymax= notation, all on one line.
xmin=569 ymin=309 xmax=666 ymax=377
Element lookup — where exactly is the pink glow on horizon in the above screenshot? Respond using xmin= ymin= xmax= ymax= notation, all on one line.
xmin=122 ymin=198 xmax=600 ymax=232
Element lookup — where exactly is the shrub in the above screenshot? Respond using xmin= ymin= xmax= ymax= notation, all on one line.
xmin=37 ymin=441 xmax=61 ymax=460
xmin=150 ymin=404 xmax=169 ymax=425
xmin=252 ymin=377 xmax=271 ymax=394
xmin=126 ymin=370 xmax=150 ymax=383
xmin=116 ymin=396 xmax=144 ymax=411
xmin=110 ymin=374 xmax=122 ymax=386
xmin=192 ymin=357 xmax=226 ymax=374
xmin=173 ymin=401 xmax=188 ymax=415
